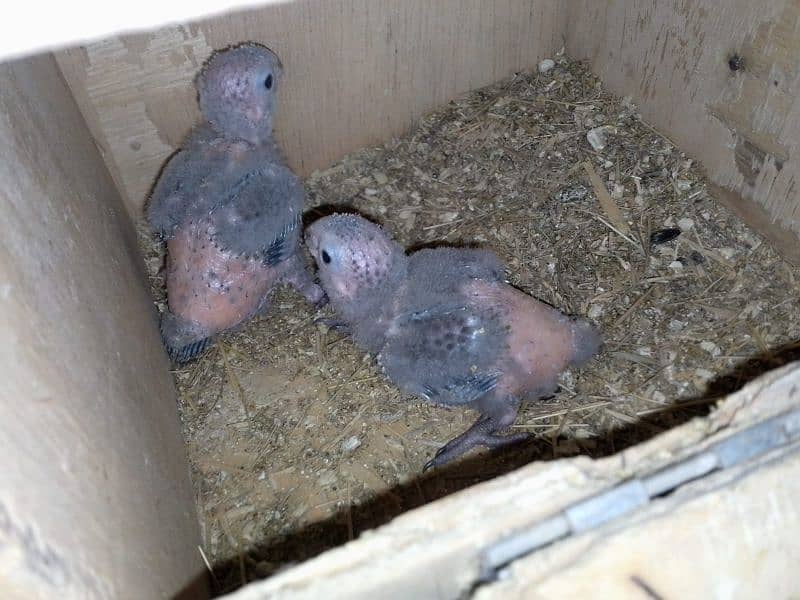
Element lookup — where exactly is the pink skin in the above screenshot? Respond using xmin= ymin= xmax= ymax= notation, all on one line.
xmin=467 ymin=280 xmax=578 ymax=400
xmin=167 ymin=219 xmax=279 ymax=333
xmin=199 ymin=44 xmax=282 ymax=145
xmin=164 ymin=217 xmax=323 ymax=353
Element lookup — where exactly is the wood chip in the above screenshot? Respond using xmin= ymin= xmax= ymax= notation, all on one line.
xmin=583 ymin=160 xmax=632 ymax=236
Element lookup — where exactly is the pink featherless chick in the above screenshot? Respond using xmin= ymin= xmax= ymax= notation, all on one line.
xmin=306 ymin=214 xmax=601 ymax=470
xmin=147 ymin=43 xmax=323 ymax=363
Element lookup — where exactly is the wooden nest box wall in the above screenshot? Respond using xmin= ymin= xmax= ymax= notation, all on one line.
xmin=0 ymin=1 xmax=798 ymax=598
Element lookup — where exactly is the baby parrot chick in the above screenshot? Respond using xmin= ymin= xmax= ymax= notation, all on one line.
xmin=306 ymin=214 xmax=601 ymax=469
xmin=147 ymin=43 xmax=323 ymax=363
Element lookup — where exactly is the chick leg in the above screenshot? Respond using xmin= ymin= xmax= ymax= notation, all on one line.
xmin=280 ymin=254 xmax=326 ymax=307
xmin=424 ymin=398 xmax=531 ymax=471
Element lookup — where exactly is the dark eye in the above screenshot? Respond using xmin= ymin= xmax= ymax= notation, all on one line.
xmin=321 ymin=250 xmax=331 ymax=264
xmin=264 ymin=74 xmax=273 ymax=89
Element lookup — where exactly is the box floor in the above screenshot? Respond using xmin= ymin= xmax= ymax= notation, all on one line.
xmin=138 ymin=58 xmax=800 ymax=593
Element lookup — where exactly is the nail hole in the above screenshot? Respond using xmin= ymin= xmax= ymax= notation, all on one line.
xmin=728 ymin=54 xmax=744 ymax=72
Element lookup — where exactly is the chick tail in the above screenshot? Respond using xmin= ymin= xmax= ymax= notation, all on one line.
xmin=168 ymin=338 xmax=211 ymax=364
xmin=160 ymin=311 xmax=212 ymax=364
xmin=569 ymin=317 xmax=602 ymax=367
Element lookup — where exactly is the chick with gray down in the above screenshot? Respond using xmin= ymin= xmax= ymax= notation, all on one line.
xmin=147 ymin=43 xmax=323 ymax=363
xmin=306 ymin=214 xmax=601 ymax=470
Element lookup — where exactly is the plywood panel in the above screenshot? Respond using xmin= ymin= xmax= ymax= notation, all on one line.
xmin=479 ymin=446 xmax=800 ymax=599
xmin=54 ymin=0 xmax=565 ymax=217
xmin=566 ymin=0 xmax=800 ymax=264
xmin=0 ymin=54 xmax=204 ymax=599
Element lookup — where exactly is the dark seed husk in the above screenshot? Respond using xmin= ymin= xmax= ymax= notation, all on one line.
xmin=650 ymin=227 xmax=682 ymax=245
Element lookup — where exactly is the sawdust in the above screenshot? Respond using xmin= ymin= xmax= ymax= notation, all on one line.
xmin=138 ymin=56 xmax=800 ymax=593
